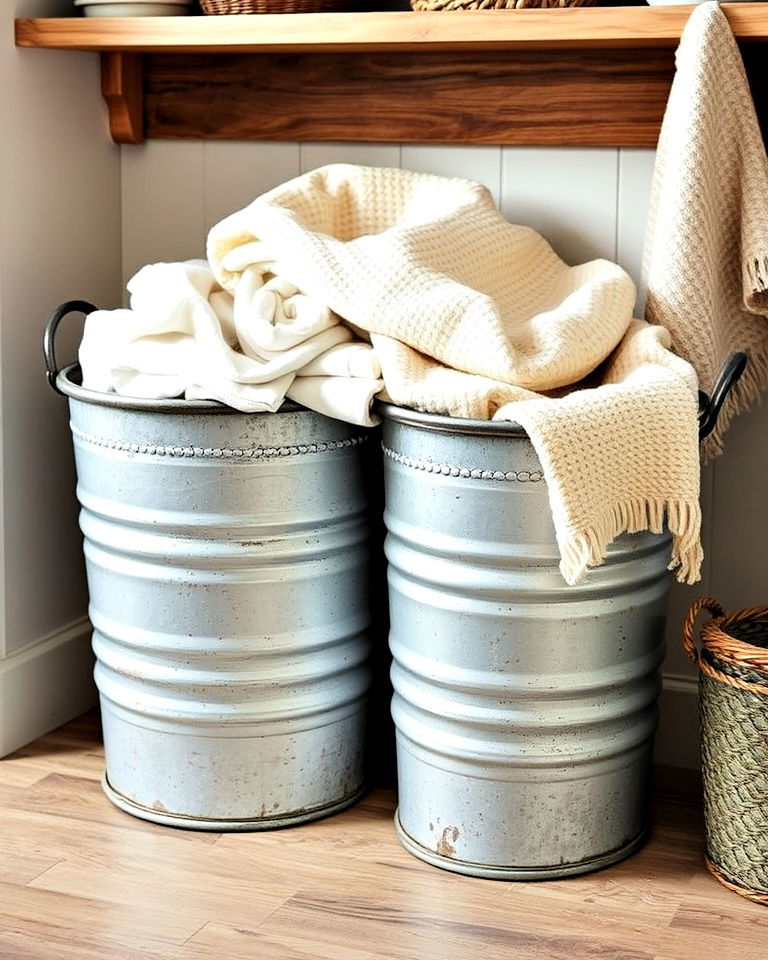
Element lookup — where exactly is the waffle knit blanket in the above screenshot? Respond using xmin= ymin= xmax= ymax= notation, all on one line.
xmin=208 ymin=164 xmax=703 ymax=585
xmin=644 ymin=1 xmax=768 ymax=461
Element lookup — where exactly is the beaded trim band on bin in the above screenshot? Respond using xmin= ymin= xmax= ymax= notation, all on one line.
xmin=70 ymin=424 xmax=367 ymax=460
xmin=382 ymin=445 xmax=544 ymax=483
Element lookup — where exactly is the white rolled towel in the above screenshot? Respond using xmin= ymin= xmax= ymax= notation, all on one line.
xmin=298 ymin=342 xmax=381 ymax=379
xmin=286 ymin=376 xmax=383 ymax=427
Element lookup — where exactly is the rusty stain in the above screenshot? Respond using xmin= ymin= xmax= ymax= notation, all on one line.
xmin=436 ymin=825 xmax=460 ymax=858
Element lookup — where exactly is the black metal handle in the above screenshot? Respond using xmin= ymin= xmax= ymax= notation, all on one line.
xmin=43 ymin=300 xmax=98 ymax=394
xmin=697 ymin=352 xmax=749 ymax=441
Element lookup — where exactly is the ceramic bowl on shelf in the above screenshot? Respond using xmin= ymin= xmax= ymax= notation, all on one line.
xmin=74 ymin=0 xmax=193 ymax=14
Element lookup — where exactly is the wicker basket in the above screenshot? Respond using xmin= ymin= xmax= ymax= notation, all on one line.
xmin=201 ymin=0 xmax=357 ymax=12
xmin=410 ymin=0 xmax=596 ymax=10
xmin=683 ymin=597 xmax=768 ymax=905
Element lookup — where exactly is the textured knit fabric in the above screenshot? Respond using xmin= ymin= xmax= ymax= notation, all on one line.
xmin=643 ymin=1 xmax=768 ymax=461
xmin=208 ymin=165 xmax=636 ymax=391
xmin=208 ymin=164 xmax=703 ymax=585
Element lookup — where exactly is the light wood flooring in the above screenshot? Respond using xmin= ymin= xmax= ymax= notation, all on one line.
xmin=1 ymin=712 xmax=767 ymax=960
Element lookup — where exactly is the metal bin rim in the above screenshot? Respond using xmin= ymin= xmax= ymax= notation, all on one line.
xmin=55 ymin=364 xmax=303 ymax=416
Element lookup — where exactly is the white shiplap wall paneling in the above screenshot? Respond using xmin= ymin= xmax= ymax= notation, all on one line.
xmin=400 ymin=145 xmax=503 ymax=206
xmin=203 ymin=142 xmax=301 ymax=233
xmin=121 ymin=141 xmax=206 ymax=288
xmin=299 ymin=142 xmax=402 ymax=174
xmin=500 ymin=147 xmax=619 ymax=266
xmin=617 ymin=148 xmax=656 ymax=316
xmin=2 ymin=33 xmax=121 ymax=652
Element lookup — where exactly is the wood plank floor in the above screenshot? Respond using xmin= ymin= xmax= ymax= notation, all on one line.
xmin=0 ymin=712 xmax=766 ymax=960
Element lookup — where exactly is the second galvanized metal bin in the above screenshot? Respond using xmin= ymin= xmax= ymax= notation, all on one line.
xmin=46 ymin=302 xmax=372 ymax=831
xmin=380 ymin=405 xmax=671 ymax=879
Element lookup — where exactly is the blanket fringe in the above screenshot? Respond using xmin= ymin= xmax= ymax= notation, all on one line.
xmin=558 ymin=497 xmax=703 ymax=586
xmin=744 ymin=254 xmax=768 ymax=297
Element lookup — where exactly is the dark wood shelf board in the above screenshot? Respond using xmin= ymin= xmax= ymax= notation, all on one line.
xmin=143 ymin=48 xmax=678 ymax=147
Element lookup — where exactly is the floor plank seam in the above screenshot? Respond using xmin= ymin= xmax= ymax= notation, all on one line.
xmin=250 ymin=895 xmax=297 ymax=933
xmin=181 ymin=920 xmax=211 ymax=946
xmin=24 ymin=859 xmax=64 ymax=886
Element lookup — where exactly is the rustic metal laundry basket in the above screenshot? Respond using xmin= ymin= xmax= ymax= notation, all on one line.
xmin=684 ymin=597 xmax=768 ymax=904
xmin=379 ymin=352 xmax=746 ymax=880
xmin=45 ymin=301 xmax=373 ymax=831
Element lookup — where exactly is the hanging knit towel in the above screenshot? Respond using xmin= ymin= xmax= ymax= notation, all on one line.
xmin=643 ymin=1 xmax=768 ymax=461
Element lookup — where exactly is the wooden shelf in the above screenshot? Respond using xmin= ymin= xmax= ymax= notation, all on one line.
xmin=16 ymin=7 xmax=768 ymax=51
xmin=14 ymin=7 xmax=768 ymax=146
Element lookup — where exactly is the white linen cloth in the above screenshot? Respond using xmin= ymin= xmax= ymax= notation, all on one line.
xmin=78 ymin=259 xmax=383 ymax=426
xmin=643 ymin=1 xmax=768 ymax=461
xmin=207 ymin=163 xmax=703 ymax=586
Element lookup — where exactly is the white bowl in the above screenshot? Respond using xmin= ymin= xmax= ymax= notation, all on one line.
xmin=74 ymin=0 xmax=193 ymax=14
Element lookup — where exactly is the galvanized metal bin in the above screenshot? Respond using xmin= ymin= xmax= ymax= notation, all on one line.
xmin=46 ymin=303 xmax=372 ymax=831
xmin=380 ymin=405 xmax=671 ymax=879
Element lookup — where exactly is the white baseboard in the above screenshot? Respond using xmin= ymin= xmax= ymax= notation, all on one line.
xmin=0 ymin=617 xmax=96 ymax=758
xmin=654 ymin=674 xmax=700 ymax=770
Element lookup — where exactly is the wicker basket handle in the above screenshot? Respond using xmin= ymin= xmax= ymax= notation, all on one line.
xmin=683 ymin=596 xmax=726 ymax=664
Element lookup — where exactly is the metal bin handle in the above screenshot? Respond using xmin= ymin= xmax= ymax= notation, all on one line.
xmin=698 ymin=352 xmax=748 ymax=442
xmin=43 ymin=300 xmax=98 ymax=394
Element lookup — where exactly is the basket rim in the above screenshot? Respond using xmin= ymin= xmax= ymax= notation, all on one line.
xmin=701 ymin=607 xmax=768 ymax=673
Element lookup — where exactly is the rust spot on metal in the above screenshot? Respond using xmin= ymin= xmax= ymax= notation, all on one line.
xmin=436 ymin=825 xmax=459 ymax=858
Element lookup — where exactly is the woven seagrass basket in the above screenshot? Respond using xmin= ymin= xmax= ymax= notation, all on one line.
xmin=410 ymin=0 xmax=595 ymax=10
xmin=684 ymin=597 xmax=768 ymax=905
xmin=201 ymin=0 xmax=357 ymax=12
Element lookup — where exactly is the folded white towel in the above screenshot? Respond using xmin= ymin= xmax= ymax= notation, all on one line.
xmin=298 ymin=342 xmax=382 ymax=379
xmin=79 ymin=258 xmax=383 ymax=422
xmin=286 ymin=376 xmax=383 ymax=427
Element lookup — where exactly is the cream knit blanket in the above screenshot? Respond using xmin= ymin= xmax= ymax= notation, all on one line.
xmin=644 ymin=1 xmax=768 ymax=461
xmin=208 ymin=164 xmax=702 ymax=585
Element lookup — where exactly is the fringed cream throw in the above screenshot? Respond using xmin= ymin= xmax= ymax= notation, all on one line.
xmin=644 ymin=0 xmax=768 ymax=461
xmin=208 ymin=164 xmax=703 ymax=585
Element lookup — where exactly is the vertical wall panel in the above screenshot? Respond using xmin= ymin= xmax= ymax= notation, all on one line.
xmin=500 ymin=147 xmax=619 ymax=265
xmin=121 ymin=141 xmax=206 ymax=287
xmin=2 ymin=6 xmax=121 ymax=654
xmin=0 ymin=0 xmax=121 ymax=751
xmin=400 ymin=145 xmax=502 ymax=206
xmin=300 ymin=142 xmax=401 ymax=173
xmin=203 ymin=141 xmax=301 ymax=233
xmin=617 ymin=147 xmax=656 ymax=315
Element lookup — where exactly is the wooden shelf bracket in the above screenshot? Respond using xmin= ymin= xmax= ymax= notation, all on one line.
xmin=101 ymin=51 xmax=144 ymax=145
